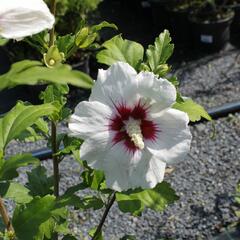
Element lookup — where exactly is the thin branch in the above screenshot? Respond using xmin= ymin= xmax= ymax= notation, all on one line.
xmin=92 ymin=192 xmax=116 ymax=240
xmin=0 ymin=197 xmax=14 ymax=233
xmin=51 ymin=121 xmax=59 ymax=197
xmin=49 ymin=0 xmax=57 ymax=47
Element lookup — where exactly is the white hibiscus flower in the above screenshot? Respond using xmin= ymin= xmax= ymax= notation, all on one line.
xmin=0 ymin=0 xmax=54 ymax=39
xmin=69 ymin=62 xmax=192 ymax=192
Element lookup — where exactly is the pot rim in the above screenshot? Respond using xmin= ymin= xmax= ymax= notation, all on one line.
xmin=189 ymin=10 xmax=235 ymax=24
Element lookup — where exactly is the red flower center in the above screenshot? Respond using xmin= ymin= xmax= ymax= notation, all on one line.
xmin=109 ymin=101 xmax=159 ymax=153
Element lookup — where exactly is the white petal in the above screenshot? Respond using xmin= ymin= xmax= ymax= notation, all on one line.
xmin=80 ymin=131 xmax=112 ymax=170
xmin=147 ymin=108 xmax=192 ymax=164
xmin=102 ymin=144 xmax=166 ymax=191
xmin=69 ymin=101 xmax=112 ymax=139
xmin=146 ymin=156 xmax=166 ymax=188
xmin=90 ymin=62 xmax=138 ymax=106
xmin=0 ymin=0 xmax=54 ymax=39
xmin=136 ymin=71 xmax=176 ymax=110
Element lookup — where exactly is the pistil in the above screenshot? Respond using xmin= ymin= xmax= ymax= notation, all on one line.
xmin=125 ymin=118 xmax=144 ymax=149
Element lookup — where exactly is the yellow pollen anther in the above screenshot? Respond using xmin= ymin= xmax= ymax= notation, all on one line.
xmin=125 ymin=118 xmax=144 ymax=149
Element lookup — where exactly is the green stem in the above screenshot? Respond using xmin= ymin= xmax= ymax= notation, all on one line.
xmin=92 ymin=192 xmax=116 ymax=240
xmin=0 ymin=197 xmax=14 ymax=233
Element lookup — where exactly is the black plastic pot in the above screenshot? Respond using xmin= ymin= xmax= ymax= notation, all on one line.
xmin=150 ymin=0 xmax=169 ymax=34
xmin=166 ymin=7 xmax=192 ymax=46
xmin=99 ymin=0 xmax=154 ymax=46
xmin=0 ymin=47 xmax=45 ymax=114
xmin=189 ymin=11 xmax=234 ymax=51
xmin=231 ymin=5 xmax=240 ymax=34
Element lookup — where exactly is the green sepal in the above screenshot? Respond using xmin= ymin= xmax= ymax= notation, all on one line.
xmin=75 ymin=27 xmax=90 ymax=47
xmin=43 ymin=45 xmax=65 ymax=68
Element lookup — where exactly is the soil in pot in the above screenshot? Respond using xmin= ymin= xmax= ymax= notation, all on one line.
xmin=189 ymin=10 xmax=235 ymax=51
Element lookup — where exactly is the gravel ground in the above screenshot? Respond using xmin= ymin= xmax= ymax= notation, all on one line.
xmin=4 ymin=49 xmax=240 ymax=240
xmin=176 ymin=48 xmax=240 ymax=109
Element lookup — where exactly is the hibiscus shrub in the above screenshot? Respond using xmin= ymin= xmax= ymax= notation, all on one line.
xmin=0 ymin=0 xmax=211 ymax=240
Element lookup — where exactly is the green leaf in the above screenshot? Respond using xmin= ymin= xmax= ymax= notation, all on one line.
xmin=0 ymin=102 xmax=57 ymax=151
xmin=116 ymin=182 xmax=179 ymax=215
xmin=145 ymin=30 xmax=174 ymax=75
xmin=167 ymin=75 xmax=179 ymax=87
xmin=63 ymin=183 xmax=86 ymax=196
xmin=56 ymin=136 xmax=82 ymax=157
xmin=80 ymin=196 xmax=104 ymax=210
xmin=35 ymin=218 xmax=55 ymax=240
xmin=173 ymin=99 xmax=212 ymax=122
xmin=24 ymin=31 xmax=49 ymax=54
xmin=235 ymin=183 xmax=240 ymax=205
xmin=116 ymin=193 xmax=143 ymax=216
xmin=56 ymin=34 xmax=75 ymax=57
xmin=0 ymin=38 xmax=8 ymax=46
xmin=17 ymin=127 xmax=43 ymax=142
xmin=0 ymin=182 xmax=33 ymax=204
xmin=17 ymin=118 xmax=49 ymax=142
xmin=0 ymin=60 xmax=93 ymax=91
xmin=91 ymin=21 xmax=118 ymax=32
xmin=62 ymin=235 xmax=78 ymax=240
xmin=120 ymin=235 xmax=137 ymax=240
xmin=81 ymin=168 xmax=105 ymax=191
xmin=89 ymin=228 xmax=103 ymax=240
xmin=12 ymin=195 xmax=56 ymax=240
xmin=40 ymin=84 xmax=69 ymax=121
xmin=26 ymin=166 xmax=54 ymax=197
xmin=58 ymin=194 xmax=104 ymax=211
xmin=0 ymin=154 xmax=39 ymax=181
xmin=0 ymin=218 xmax=5 ymax=233
xmin=34 ymin=207 xmax=69 ymax=240
xmin=97 ymin=35 xmax=144 ymax=70
xmin=55 ymin=220 xmax=70 ymax=235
